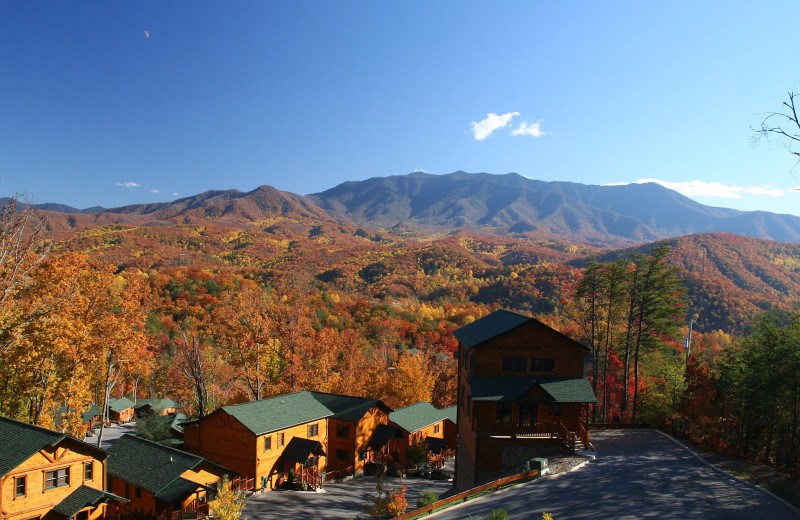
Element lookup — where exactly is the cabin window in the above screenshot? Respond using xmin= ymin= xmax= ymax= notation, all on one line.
xmin=337 ymin=424 xmax=350 ymax=438
xmin=548 ymin=403 xmax=564 ymax=416
xmin=336 ymin=449 xmax=349 ymax=461
xmin=434 ymin=423 xmax=440 ymax=434
xmin=308 ymin=423 xmax=319 ymax=438
xmin=531 ymin=358 xmax=556 ymax=373
xmin=305 ymin=456 xmax=318 ymax=468
xmin=264 ymin=435 xmax=272 ymax=451
xmin=278 ymin=432 xmax=285 ymax=447
xmin=496 ymin=402 xmax=512 ymax=423
xmin=84 ymin=462 xmax=93 ymax=482
xmin=45 ymin=468 xmax=69 ymax=489
xmin=502 ymin=357 xmax=527 ymax=372
xmin=135 ymin=487 xmax=142 ymax=499
xmin=125 ymin=483 xmax=130 ymax=498
xmin=15 ymin=476 xmax=26 ymax=498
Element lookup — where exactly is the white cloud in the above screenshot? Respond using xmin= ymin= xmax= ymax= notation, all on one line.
xmin=151 ymin=189 xmax=160 ymax=193
xmin=470 ymin=112 xmax=519 ymax=140
xmin=511 ymin=120 xmax=549 ymax=138
xmin=116 ymin=182 xmax=141 ymax=189
xmin=414 ymin=168 xmax=427 ymax=173
xmin=605 ymin=178 xmax=787 ymax=199
xmin=172 ymin=192 xmax=178 ymax=196
xmin=144 ymin=30 xmax=149 ymax=39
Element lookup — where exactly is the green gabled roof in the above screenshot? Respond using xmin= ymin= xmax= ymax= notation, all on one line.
xmin=281 ymin=437 xmax=325 ymax=464
xmin=168 ymin=412 xmax=189 ymax=434
xmin=50 ymin=485 xmax=127 ymax=518
xmin=468 ymin=376 xmax=596 ymax=403
xmin=453 ymin=310 xmax=532 ymax=349
xmin=308 ymin=391 xmax=388 ymax=423
xmin=538 ymin=377 xmax=597 ymax=403
xmin=440 ymin=405 xmax=457 ymax=424
xmin=469 ymin=376 xmax=538 ymax=401
xmin=107 ymin=434 xmax=232 ymax=500
xmin=220 ymin=390 xmax=333 ymax=435
xmin=389 ymin=401 xmax=447 ymax=434
xmin=134 ymin=398 xmax=177 ymax=411
xmin=453 ymin=309 xmax=590 ymax=351
xmin=108 ymin=397 xmax=135 ymax=413
xmin=0 ymin=416 xmax=106 ymax=477
xmin=55 ymin=404 xmax=103 ymax=426
xmin=158 ymin=478 xmax=213 ymax=504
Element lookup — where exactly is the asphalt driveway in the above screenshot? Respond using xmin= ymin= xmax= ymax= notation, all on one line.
xmin=244 ymin=461 xmax=454 ymax=520
xmin=430 ymin=429 xmax=800 ymax=520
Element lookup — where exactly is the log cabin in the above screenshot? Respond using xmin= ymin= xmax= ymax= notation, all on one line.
xmin=182 ymin=390 xmax=332 ymax=492
xmin=105 ymin=435 xmax=232 ymax=520
xmin=133 ymin=398 xmax=177 ymax=419
xmin=453 ymin=309 xmax=597 ymax=490
xmin=105 ymin=398 xmax=134 ymax=424
xmin=387 ymin=401 xmax=448 ymax=469
xmin=54 ymin=405 xmax=103 ymax=434
xmin=0 ymin=416 xmax=126 ymax=520
xmin=307 ymin=392 xmax=392 ymax=479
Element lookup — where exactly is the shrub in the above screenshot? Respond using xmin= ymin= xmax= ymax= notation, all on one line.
xmin=430 ymin=468 xmax=449 ymax=480
xmin=486 ymin=510 xmax=509 ymax=520
xmin=416 ymin=490 xmax=438 ymax=508
xmin=386 ymin=485 xmax=408 ymax=517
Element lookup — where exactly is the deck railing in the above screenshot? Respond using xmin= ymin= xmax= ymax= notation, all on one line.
xmin=476 ymin=421 xmax=560 ymax=439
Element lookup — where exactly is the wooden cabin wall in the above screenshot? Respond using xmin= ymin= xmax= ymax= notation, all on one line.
xmin=1 ymin=441 xmax=105 ymax=520
xmin=254 ymin=419 xmax=328 ymax=491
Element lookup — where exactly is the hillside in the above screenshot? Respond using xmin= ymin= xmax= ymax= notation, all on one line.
xmin=308 ymin=171 xmax=800 ymax=246
xmin=26 ymin=174 xmax=800 ymax=334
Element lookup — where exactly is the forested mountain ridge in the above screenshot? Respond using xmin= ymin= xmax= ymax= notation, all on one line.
xmin=33 ymin=183 xmax=800 ymax=334
xmin=308 ymin=171 xmax=800 ymax=246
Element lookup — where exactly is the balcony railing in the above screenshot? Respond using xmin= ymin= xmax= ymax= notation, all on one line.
xmin=476 ymin=421 xmax=559 ymax=439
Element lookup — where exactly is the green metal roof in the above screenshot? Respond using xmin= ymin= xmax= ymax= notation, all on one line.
xmin=389 ymin=401 xmax=447 ymax=434
xmin=107 ymin=434 xmax=232 ymax=501
xmin=0 ymin=416 xmax=106 ymax=477
xmin=168 ymin=412 xmax=189 ymax=434
xmin=158 ymin=478 xmax=213 ymax=505
xmin=281 ymin=437 xmax=325 ymax=464
xmin=538 ymin=377 xmax=597 ymax=403
xmin=440 ymin=405 xmax=457 ymax=424
xmin=308 ymin=391 xmax=388 ymax=423
xmin=108 ymin=397 xmax=135 ymax=413
xmin=54 ymin=404 xmax=103 ymax=428
xmin=453 ymin=309 xmax=590 ymax=351
xmin=469 ymin=376 xmax=538 ymax=401
xmin=468 ymin=376 xmax=596 ymax=403
xmin=453 ymin=310 xmax=532 ymax=349
xmin=220 ymin=390 xmax=333 ymax=435
xmin=50 ymin=485 xmax=127 ymax=518
xmin=134 ymin=398 xmax=177 ymax=412
xmin=369 ymin=424 xmax=401 ymax=448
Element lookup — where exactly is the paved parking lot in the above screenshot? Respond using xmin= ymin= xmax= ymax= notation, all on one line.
xmin=84 ymin=422 xmax=137 ymax=448
xmin=429 ymin=430 xmax=800 ymax=520
xmin=244 ymin=461 xmax=455 ymax=520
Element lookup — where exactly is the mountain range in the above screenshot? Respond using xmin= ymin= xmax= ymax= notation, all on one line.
xmin=34 ymin=171 xmax=800 ymax=247
xmin=23 ymin=171 xmax=800 ymax=334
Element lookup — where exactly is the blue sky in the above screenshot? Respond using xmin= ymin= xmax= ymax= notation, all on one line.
xmin=2 ymin=2 xmax=800 ymax=216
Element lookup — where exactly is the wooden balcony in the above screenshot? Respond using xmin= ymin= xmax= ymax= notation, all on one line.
xmin=476 ymin=420 xmax=559 ymax=439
